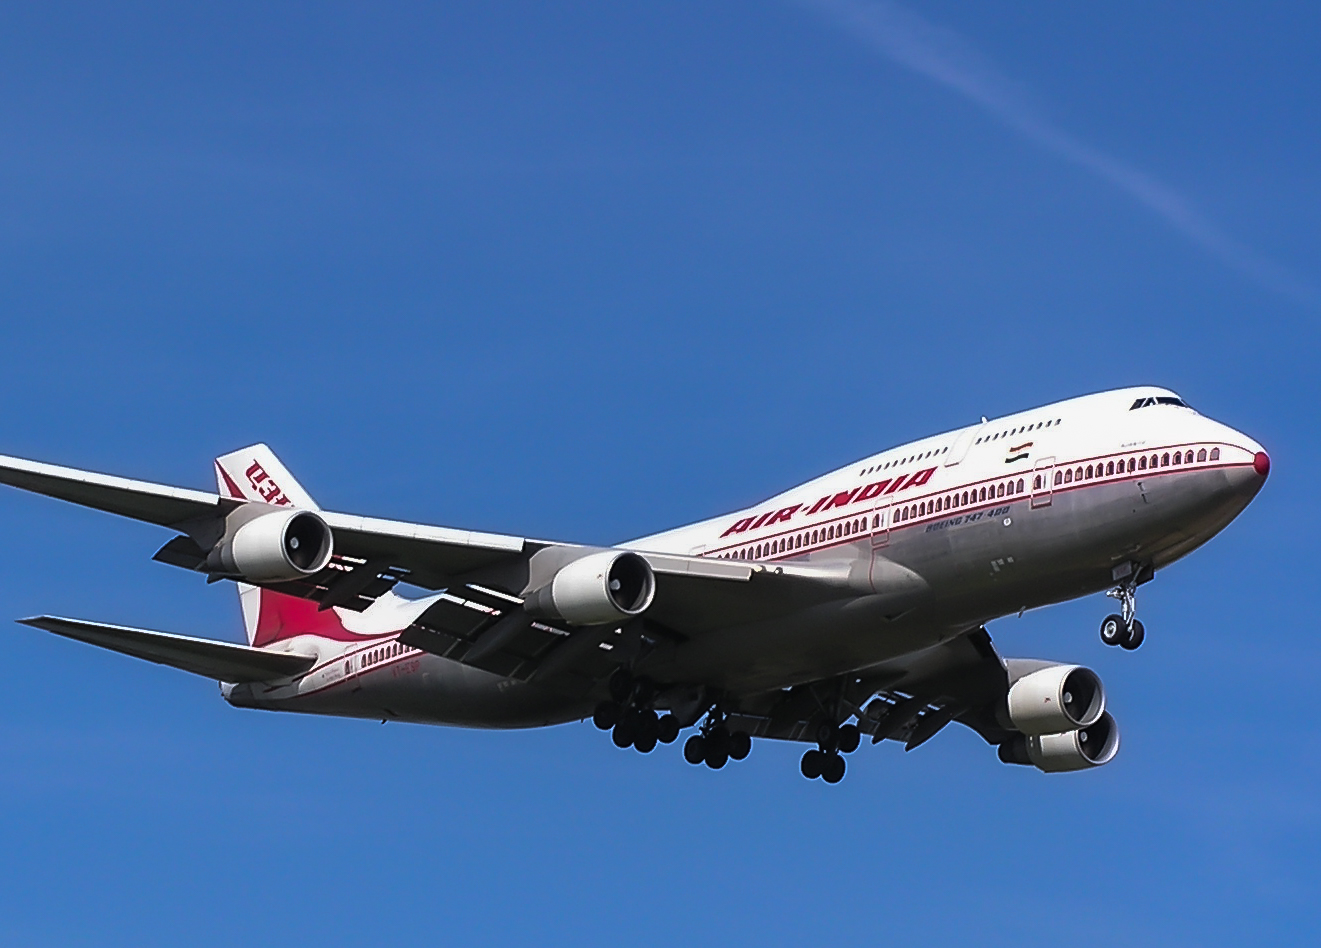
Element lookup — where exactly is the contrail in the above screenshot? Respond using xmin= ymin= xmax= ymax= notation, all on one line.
xmin=800 ymin=0 xmax=1317 ymax=305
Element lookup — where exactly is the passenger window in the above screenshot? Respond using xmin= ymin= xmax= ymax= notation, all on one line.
xmin=1016 ymin=478 xmax=1024 ymax=492
xmin=1085 ymin=465 xmax=1093 ymax=479
xmin=1053 ymin=472 xmax=1061 ymax=486
xmin=1150 ymin=454 xmax=1158 ymax=468
xmin=1185 ymin=451 xmax=1194 ymax=463
xmin=1138 ymin=457 xmax=1147 ymax=470
xmin=1127 ymin=458 xmax=1136 ymax=473
xmin=1161 ymin=453 xmax=1170 ymax=466
xmin=1210 ymin=448 xmax=1220 ymax=460
xmin=1064 ymin=469 xmax=1073 ymax=484
xmin=1075 ymin=467 xmax=1083 ymax=481
xmin=1106 ymin=461 xmax=1114 ymax=475
xmin=996 ymin=482 xmax=1005 ymax=497
xmin=1034 ymin=475 xmax=1042 ymax=490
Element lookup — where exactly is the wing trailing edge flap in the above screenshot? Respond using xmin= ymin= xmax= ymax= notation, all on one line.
xmin=16 ymin=616 xmax=315 ymax=683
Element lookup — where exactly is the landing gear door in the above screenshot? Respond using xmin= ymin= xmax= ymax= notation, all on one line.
xmin=1031 ymin=456 xmax=1055 ymax=509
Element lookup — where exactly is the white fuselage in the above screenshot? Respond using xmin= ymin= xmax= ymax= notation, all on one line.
xmin=226 ymin=385 xmax=1267 ymax=728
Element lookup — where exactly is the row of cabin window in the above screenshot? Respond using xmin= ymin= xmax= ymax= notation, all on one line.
xmin=976 ymin=418 xmax=1061 ymax=445
xmin=1046 ymin=447 xmax=1219 ymax=488
xmin=895 ymin=478 xmax=1026 ymax=523
xmin=719 ymin=516 xmax=871 ymax=561
xmin=363 ymin=641 xmax=410 ymax=667
xmin=717 ymin=473 xmax=1034 ymax=560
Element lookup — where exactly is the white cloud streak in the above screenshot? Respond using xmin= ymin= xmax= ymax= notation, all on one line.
xmin=801 ymin=0 xmax=1317 ymax=305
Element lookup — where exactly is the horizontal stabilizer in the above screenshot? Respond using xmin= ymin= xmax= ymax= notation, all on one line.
xmin=17 ymin=616 xmax=316 ymax=683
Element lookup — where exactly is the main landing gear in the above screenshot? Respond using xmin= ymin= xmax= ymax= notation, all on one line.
xmin=683 ymin=709 xmax=752 ymax=770
xmin=592 ymin=669 xmax=681 ymax=753
xmin=1100 ymin=565 xmax=1148 ymax=651
xmin=799 ymin=720 xmax=860 ymax=784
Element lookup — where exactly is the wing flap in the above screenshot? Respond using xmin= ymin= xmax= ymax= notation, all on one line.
xmin=17 ymin=616 xmax=316 ymax=683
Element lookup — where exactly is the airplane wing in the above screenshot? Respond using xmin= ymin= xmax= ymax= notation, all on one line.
xmin=0 ymin=451 xmax=858 ymax=692
xmin=722 ymin=627 xmax=1015 ymax=749
xmin=17 ymin=616 xmax=316 ymax=683
xmin=0 ymin=452 xmax=531 ymax=591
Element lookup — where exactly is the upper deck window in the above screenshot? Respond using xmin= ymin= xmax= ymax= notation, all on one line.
xmin=1130 ymin=396 xmax=1191 ymax=410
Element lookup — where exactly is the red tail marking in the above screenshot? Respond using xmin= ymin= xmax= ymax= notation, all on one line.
xmin=253 ymin=590 xmax=368 ymax=648
xmin=216 ymin=463 xmax=246 ymax=500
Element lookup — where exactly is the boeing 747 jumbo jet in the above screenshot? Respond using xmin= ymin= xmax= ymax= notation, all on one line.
xmin=0 ymin=386 xmax=1267 ymax=782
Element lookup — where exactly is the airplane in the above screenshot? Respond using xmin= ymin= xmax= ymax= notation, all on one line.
xmin=0 ymin=385 xmax=1268 ymax=783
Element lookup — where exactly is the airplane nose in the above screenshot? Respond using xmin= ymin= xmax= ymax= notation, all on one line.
xmin=1253 ymin=451 xmax=1271 ymax=478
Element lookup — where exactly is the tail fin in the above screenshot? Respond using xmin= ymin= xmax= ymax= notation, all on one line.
xmin=214 ymin=444 xmax=319 ymax=510
xmin=215 ymin=445 xmax=332 ymax=647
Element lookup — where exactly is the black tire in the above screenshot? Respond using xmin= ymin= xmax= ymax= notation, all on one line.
xmin=592 ymin=701 xmax=619 ymax=731
xmin=608 ymin=668 xmax=633 ymax=704
xmin=821 ymin=753 xmax=846 ymax=784
xmin=638 ymin=709 xmax=660 ymax=745
xmin=1122 ymin=619 xmax=1146 ymax=650
xmin=612 ymin=713 xmax=638 ymax=748
xmin=705 ymin=745 xmax=729 ymax=770
xmin=729 ymin=731 xmax=752 ymax=761
xmin=657 ymin=715 xmax=681 ymax=744
xmin=801 ymin=749 xmax=824 ymax=779
xmin=683 ymin=734 xmax=707 ymax=765
xmin=837 ymin=723 xmax=861 ymax=754
xmin=1100 ymin=614 xmax=1127 ymax=647
xmin=707 ymin=726 xmax=730 ymax=758
xmin=634 ymin=732 xmax=657 ymax=754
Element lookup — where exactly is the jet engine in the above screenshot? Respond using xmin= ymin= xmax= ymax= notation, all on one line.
xmin=1006 ymin=664 xmax=1105 ymax=735
xmin=998 ymin=712 xmax=1120 ymax=772
xmin=205 ymin=508 xmax=334 ymax=583
xmin=523 ymin=550 xmax=656 ymax=626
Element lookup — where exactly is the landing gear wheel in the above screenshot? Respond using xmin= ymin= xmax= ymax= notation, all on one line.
xmin=634 ymin=732 xmax=658 ymax=753
xmin=612 ymin=719 xmax=636 ymax=749
xmin=657 ymin=715 xmax=680 ymax=744
xmin=705 ymin=744 xmax=729 ymax=769
xmin=801 ymin=749 xmax=824 ymax=779
xmin=1121 ymin=619 xmax=1145 ymax=651
xmin=706 ymin=726 xmax=730 ymax=759
xmin=593 ymin=701 xmax=620 ymax=731
xmin=821 ymin=753 xmax=846 ymax=784
xmin=837 ymin=723 xmax=860 ymax=754
xmin=729 ymin=731 xmax=752 ymax=761
xmin=637 ymin=709 xmax=660 ymax=746
xmin=683 ymin=735 xmax=707 ymax=765
xmin=1100 ymin=614 xmax=1126 ymax=647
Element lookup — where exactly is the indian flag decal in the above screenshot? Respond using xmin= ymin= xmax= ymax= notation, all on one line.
xmin=1005 ymin=442 xmax=1033 ymax=464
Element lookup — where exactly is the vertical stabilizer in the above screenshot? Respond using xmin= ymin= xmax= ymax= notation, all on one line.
xmin=215 ymin=444 xmax=323 ymax=646
xmin=214 ymin=444 xmax=319 ymax=510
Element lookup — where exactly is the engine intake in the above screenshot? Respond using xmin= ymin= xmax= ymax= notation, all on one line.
xmin=523 ymin=550 xmax=656 ymax=626
xmin=998 ymin=712 xmax=1120 ymax=773
xmin=206 ymin=508 xmax=334 ymax=583
xmin=1006 ymin=664 xmax=1105 ymax=736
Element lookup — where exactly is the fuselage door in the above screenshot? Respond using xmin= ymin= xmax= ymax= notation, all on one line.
xmin=870 ymin=503 xmax=889 ymax=549
xmin=1031 ymin=456 xmax=1055 ymax=508
xmin=944 ymin=422 xmax=986 ymax=467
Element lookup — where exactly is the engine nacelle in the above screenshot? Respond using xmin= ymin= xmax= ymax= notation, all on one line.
xmin=998 ymin=712 xmax=1120 ymax=773
xmin=206 ymin=508 xmax=334 ymax=583
xmin=1006 ymin=664 xmax=1105 ymax=736
xmin=523 ymin=550 xmax=656 ymax=626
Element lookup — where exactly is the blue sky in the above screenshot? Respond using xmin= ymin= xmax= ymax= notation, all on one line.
xmin=0 ymin=3 xmax=1316 ymax=945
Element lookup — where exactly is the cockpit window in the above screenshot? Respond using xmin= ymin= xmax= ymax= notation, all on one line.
xmin=1129 ymin=396 xmax=1191 ymax=410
